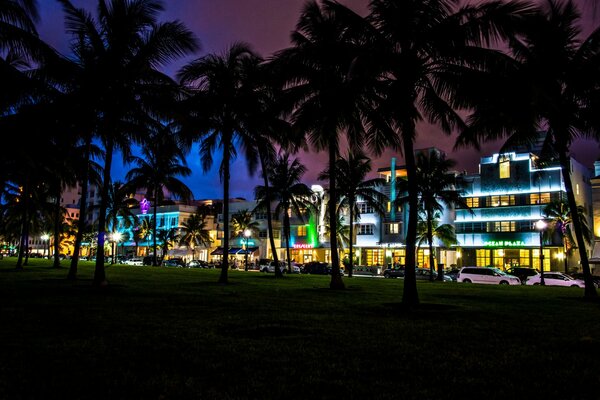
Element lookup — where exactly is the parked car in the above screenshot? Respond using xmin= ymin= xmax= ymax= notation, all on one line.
xmin=415 ymin=267 xmax=453 ymax=282
xmin=162 ymin=258 xmax=185 ymax=268
xmin=260 ymin=261 xmax=285 ymax=273
xmin=123 ymin=257 xmax=144 ymax=266
xmin=525 ymin=272 xmax=585 ymax=288
xmin=570 ymin=273 xmax=600 ymax=288
xmin=444 ymin=268 xmax=461 ymax=282
xmin=301 ymin=261 xmax=330 ymax=275
xmin=383 ymin=265 xmax=405 ymax=278
xmin=143 ymin=255 xmax=163 ymax=266
xmin=187 ymin=260 xmax=208 ymax=268
xmin=457 ymin=267 xmax=521 ymax=285
xmin=506 ymin=267 xmax=539 ymax=284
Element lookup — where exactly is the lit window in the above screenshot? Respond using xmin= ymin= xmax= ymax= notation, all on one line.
xmin=499 ymin=156 xmax=510 ymax=179
xmin=577 ymin=184 xmax=580 ymax=195
xmin=466 ymin=198 xmax=479 ymax=208
xmin=386 ymin=223 xmax=400 ymax=234
xmin=358 ymin=224 xmax=374 ymax=235
xmin=530 ymin=193 xmax=550 ymax=204
xmin=297 ymin=226 xmax=307 ymax=236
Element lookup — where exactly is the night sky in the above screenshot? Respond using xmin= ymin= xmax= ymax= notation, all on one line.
xmin=36 ymin=0 xmax=600 ymax=200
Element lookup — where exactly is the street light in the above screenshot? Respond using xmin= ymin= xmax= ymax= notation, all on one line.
xmin=110 ymin=232 xmax=122 ymax=264
xmin=243 ymin=229 xmax=251 ymax=271
xmin=535 ymin=219 xmax=547 ymax=286
xmin=41 ymin=234 xmax=50 ymax=259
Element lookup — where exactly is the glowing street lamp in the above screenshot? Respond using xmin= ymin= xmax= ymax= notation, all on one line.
xmin=110 ymin=232 xmax=123 ymax=264
xmin=243 ymin=229 xmax=251 ymax=271
xmin=535 ymin=219 xmax=547 ymax=286
xmin=41 ymin=234 xmax=50 ymax=259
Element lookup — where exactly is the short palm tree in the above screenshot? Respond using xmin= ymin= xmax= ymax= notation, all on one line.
xmin=178 ymin=42 xmax=264 ymax=284
xmin=179 ymin=211 xmax=212 ymax=260
xmin=456 ymin=0 xmax=600 ymax=298
xmin=319 ymin=150 xmax=386 ymax=277
xmin=543 ymin=199 xmax=591 ymax=274
xmin=230 ymin=209 xmax=260 ymax=271
xmin=125 ymin=131 xmax=192 ymax=266
xmin=156 ymin=228 xmax=180 ymax=260
xmin=255 ymin=153 xmax=313 ymax=275
xmin=416 ymin=212 xmax=458 ymax=281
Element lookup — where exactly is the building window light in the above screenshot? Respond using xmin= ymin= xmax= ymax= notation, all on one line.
xmin=499 ymin=156 xmax=510 ymax=179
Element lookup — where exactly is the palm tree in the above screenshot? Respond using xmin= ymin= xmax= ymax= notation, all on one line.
xmin=319 ymin=150 xmax=386 ymax=277
xmin=324 ymin=213 xmax=351 ymax=264
xmin=273 ymin=1 xmax=384 ymax=289
xmin=543 ymin=199 xmax=591 ymax=274
xmin=179 ymin=211 xmax=212 ymax=260
xmin=230 ymin=209 xmax=260 ymax=271
xmin=368 ymin=0 xmax=532 ymax=305
xmin=134 ymin=217 xmax=153 ymax=257
xmin=125 ymin=130 xmax=193 ymax=266
xmin=178 ymin=42 xmax=265 ymax=284
xmin=255 ymin=153 xmax=314 ymax=275
xmin=416 ymin=212 xmax=458 ymax=281
xmin=105 ymin=182 xmax=138 ymax=238
xmin=57 ymin=0 xmax=198 ymax=286
xmin=456 ymin=0 xmax=599 ymax=298
xmin=411 ymin=151 xmax=468 ymax=281
xmin=156 ymin=227 xmax=180 ymax=260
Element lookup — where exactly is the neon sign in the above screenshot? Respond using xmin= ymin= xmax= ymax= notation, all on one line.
xmin=293 ymin=244 xmax=314 ymax=249
xmin=484 ymin=240 xmax=525 ymax=247
xmin=140 ymin=198 xmax=150 ymax=214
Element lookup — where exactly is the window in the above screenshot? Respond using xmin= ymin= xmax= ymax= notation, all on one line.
xmin=297 ymin=226 xmax=307 ymax=237
xmin=358 ymin=203 xmax=375 ymax=214
xmin=499 ymin=156 xmax=510 ymax=179
xmin=357 ymin=224 xmax=374 ymax=235
xmin=487 ymin=221 xmax=516 ymax=232
xmin=385 ymin=223 xmax=400 ymax=234
xmin=487 ymin=195 xmax=515 ymax=207
xmin=530 ymin=193 xmax=550 ymax=204
xmin=476 ymin=249 xmax=491 ymax=267
xmin=465 ymin=197 xmax=479 ymax=208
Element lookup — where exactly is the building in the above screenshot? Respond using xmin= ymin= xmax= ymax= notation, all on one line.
xmin=455 ymin=150 xmax=592 ymax=272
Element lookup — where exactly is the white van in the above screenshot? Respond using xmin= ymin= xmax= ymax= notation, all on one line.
xmin=457 ymin=267 xmax=520 ymax=285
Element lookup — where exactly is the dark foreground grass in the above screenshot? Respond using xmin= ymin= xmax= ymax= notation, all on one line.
xmin=1 ymin=259 xmax=600 ymax=399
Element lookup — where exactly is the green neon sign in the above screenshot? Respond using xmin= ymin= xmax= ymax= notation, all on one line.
xmin=484 ymin=240 xmax=525 ymax=247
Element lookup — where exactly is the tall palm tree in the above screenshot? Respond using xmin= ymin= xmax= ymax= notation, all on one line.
xmin=179 ymin=211 xmax=212 ymax=260
xmin=274 ymin=1 xmax=383 ymax=289
xmin=543 ymin=199 xmax=591 ymax=274
xmin=369 ymin=0 xmax=532 ymax=305
xmin=324 ymin=213 xmax=351 ymax=264
xmin=178 ymin=42 xmax=264 ymax=284
xmin=319 ymin=150 xmax=386 ymax=277
xmin=125 ymin=131 xmax=192 ymax=266
xmin=105 ymin=181 xmax=138 ymax=235
xmin=411 ymin=151 xmax=468 ymax=281
xmin=416 ymin=212 xmax=458 ymax=281
xmin=134 ymin=217 xmax=153 ymax=257
xmin=230 ymin=209 xmax=260 ymax=271
xmin=456 ymin=0 xmax=599 ymax=298
xmin=58 ymin=0 xmax=198 ymax=286
xmin=255 ymin=153 xmax=313 ymax=275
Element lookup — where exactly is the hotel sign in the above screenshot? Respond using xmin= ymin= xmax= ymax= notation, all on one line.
xmin=484 ymin=240 xmax=525 ymax=247
xmin=293 ymin=244 xmax=314 ymax=249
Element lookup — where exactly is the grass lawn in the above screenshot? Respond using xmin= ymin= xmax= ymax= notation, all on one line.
xmin=1 ymin=258 xmax=600 ymax=399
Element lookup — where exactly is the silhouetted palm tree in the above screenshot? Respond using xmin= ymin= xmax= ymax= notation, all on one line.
xmin=457 ymin=0 xmax=599 ymax=298
xmin=543 ymin=199 xmax=591 ymax=274
xmin=319 ymin=150 xmax=386 ymax=277
xmin=416 ymin=212 xmax=458 ymax=281
xmin=178 ymin=42 xmax=264 ymax=283
xmin=256 ymin=153 xmax=313 ymax=275
xmin=179 ymin=211 xmax=212 ymax=260
xmin=58 ymin=0 xmax=198 ymax=285
xmin=125 ymin=131 xmax=192 ymax=266
xmin=369 ymin=0 xmax=532 ymax=305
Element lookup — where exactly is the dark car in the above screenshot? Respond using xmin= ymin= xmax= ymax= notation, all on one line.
xmin=445 ymin=268 xmax=461 ymax=281
xmin=301 ymin=261 xmax=330 ymax=275
xmin=506 ymin=267 xmax=539 ymax=284
xmin=571 ymin=273 xmax=600 ymax=288
xmin=383 ymin=265 xmax=405 ymax=278
xmin=162 ymin=258 xmax=185 ymax=267
xmin=143 ymin=255 xmax=163 ymax=266
xmin=187 ymin=260 xmax=208 ymax=268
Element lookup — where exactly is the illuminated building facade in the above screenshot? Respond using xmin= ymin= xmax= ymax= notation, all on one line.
xmin=455 ymin=151 xmax=592 ymax=272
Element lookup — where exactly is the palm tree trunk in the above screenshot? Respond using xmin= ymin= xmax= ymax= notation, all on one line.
xmin=259 ymin=153 xmax=282 ymax=277
xmin=558 ymin=149 xmax=597 ymax=298
xmin=69 ymin=135 xmax=91 ymax=280
xmin=94 ymin=139 xmax=114 ymax=287
xmin=348 ymin=202 xmax=354 ymax=278
xmin=53 ymin=188 xmax=61 ymax=268
xmin=15 ymin=180 xmax=28 ymax=270
xmin=564 ymin=243 xmax=569 ymax=274
xmin=427 ymin=209 xmax=435 ymax=282
xmin=402 ymin=128 xmax=419 ymax=306
xmin=153 ymin=186 xmax=158 ymax=266
xmin=328 ymin=139 xmax=344 ymax=290
xmin=218 ymin=133 xmax=231 ymax=284
xmin=284 ymin=211 xmax=292 ymax=274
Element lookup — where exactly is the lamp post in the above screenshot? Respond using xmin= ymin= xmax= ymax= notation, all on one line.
xmin=535 ymin=219 xmax=547 ymax=286
xmin=41 ymin=234 xmax=50 ymax=259
xmin=243 ymin=229 xmax=251 ymax=271
xmin=110 ymin=232 xmax=122 ymax=265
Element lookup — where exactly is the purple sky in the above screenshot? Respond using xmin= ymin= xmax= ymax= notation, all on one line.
xmin=37 ymin=0 xmax=600 ymax=200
